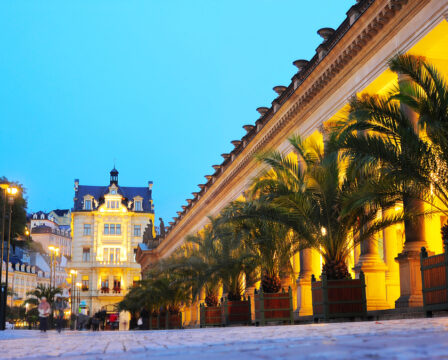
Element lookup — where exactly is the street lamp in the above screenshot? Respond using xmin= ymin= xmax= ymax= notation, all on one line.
xmin=75 ymin=282 xmax=82 ymax=316
xmin=0 ymin=185 xmax=18 ymax=330
xmin=70 ymin=270 xmax=77 ymax=322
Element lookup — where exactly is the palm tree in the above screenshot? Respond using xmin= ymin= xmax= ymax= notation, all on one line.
xmin=336 ymin=54 xmax=448 ymax=240
xmin=24 ymin=284 xmax=62 ymax=307
xmin=225 ymin=134 xmax=399 ymax=280
xmin=183 ymin=218 xmax=257 ymax=301
xmin=221 ymin=201 xmax=298 ymax=293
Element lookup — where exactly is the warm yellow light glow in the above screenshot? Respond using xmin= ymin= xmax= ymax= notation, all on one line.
xmin=100 ymin=208 xmax=104 ymax=213
xmin=70 ymin=270 xmax=77 ymax=275
xmin=48 ymin=246 xmax=55 ymax=251
xmin=6 ymin=187 xmax=18 ymax=195
xmin=76 ymin=282 xmax=82 ymax=288
xmin=121 ymin=207 xmax=126 ymax=213
xmin=25 ymin=230 xmax=29 ymax=236
xmin=321 ymin=227 xmax=327 ymax=236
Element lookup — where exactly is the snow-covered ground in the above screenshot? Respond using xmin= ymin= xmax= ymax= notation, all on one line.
xmin=1 ymin=317 xmax=447 ymax=359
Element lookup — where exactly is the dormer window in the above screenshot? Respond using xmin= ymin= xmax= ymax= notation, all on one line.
xmin=85 ymin=200 xmax=92 ymax=210
xmin=40 ymin=214 xmax=45 ymax=220
xmin=134 ymin=201 xmax=142 ymax=211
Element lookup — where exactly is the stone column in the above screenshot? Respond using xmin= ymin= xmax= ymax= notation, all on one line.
xmin=353 ymin=230 xmax=389 ymax=310
xmin=382 ymin=207 xmax=401 ymax=308
xmin=296 ymin=248 xmax=320 ymax=317
xmin=395 ymin=73 xmax=428 ymax=308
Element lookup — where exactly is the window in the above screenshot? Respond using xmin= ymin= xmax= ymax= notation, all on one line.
xmin=104 ymin=223 xmax=121 ymax=235
xmin=115 ymin=248 xmax=120 ymax=262
xmin=107 ymin=200 xmax=119 ymax=209
xmin=113 ymin=276 xmax=121 ymax=292
xmin=103 ymin=248 xmax=109 ymax=262
xmin=134 ymin=201 xmax=142 ymax=211
xmin=85 ymin=200 xmax=91 ymax=210
xmin=83 ymin=224 xmax=91 ymax=235
xmin=133 ymin=276 xmax=139 ymax=287
xmin=111 ymin=189 xmax=117 ymax=195
xmin=101 ymin=276 xmax=109 ymax=293
xmin=133 ymin=248 xmax=137 ymax=262
xmin=134 ymin=225 xmax=141 ymax=236
xmin=82 ymin=275 xmax=89 ymax=291
xmin=82 ymin=248 xmax=90 ymax=262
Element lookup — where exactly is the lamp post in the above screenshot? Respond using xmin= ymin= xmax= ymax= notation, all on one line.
xmin=48 ymin=246 xmax=59 ymax=290
xmin=0 ymin=185 xmax=18 ymax=330
xmin=75 ymin=282 xmax=82 ymax=315
xmin=70 ymin=270 xmax=77 ymax=328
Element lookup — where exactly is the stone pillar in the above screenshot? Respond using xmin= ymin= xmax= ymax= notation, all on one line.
xmin=395 ymin=73 xmax=428 ymax=308
xmin=296 ymin=248 xmax=320 ymax=317
xmin=382 ymin=208 xmax=401 ymax=308
xmin=245 ymin=286 xmax=256 ymax=321
xmin=353 ymin=231 xmax=389 ymax=310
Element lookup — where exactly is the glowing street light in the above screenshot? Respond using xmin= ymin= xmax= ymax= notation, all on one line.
xmin=0 ymin=184 xmax=19 ymax=330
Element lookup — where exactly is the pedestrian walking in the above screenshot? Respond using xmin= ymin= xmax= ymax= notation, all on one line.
xmin=53 ymin=295 xmax=68 ymax=333
xmin=38 ymin=297 xmax=51 ymax=332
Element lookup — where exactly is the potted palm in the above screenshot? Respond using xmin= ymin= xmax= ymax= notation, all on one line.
xmin=186 ymin=219 xmax=256 ymax=326
xmin=336 ymin=54 xmax=448 ymax=309
xmin=230 ymin=134 xmax=398 ymax=321
xmin=221 ymin=206 xmax=296 ymax=325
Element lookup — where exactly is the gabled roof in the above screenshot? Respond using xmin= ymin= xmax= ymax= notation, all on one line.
xmin=73 ymin=184 xmax=153 ymax=213
xmin=51 ymin=209 xmax=70 ymax=216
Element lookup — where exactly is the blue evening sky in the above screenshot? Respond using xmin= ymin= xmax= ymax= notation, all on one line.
xmin=0 ymin=0 xmax=354 ymax=223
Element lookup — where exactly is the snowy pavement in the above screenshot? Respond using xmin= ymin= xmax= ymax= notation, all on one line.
xmin=1 ymin=317 xmax=448 ymax=359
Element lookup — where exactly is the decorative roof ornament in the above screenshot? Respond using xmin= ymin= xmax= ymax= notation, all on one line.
xmin=256 ymin=107 xmax=269 ymax=116
xmin=293 ymin=59 xmax=309 ymax=71
xmin=273 ymin=86 xmax=287 ymax=95
xmin=317 ymin=27 xmax=335 ymax=41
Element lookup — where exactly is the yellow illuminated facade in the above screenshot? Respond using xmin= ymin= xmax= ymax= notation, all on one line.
xmin=69 ymin=168 xmax=154 ymax=314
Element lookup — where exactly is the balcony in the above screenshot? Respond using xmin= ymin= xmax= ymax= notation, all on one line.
xmin=98 ymin=287 xmax=122 ymax=295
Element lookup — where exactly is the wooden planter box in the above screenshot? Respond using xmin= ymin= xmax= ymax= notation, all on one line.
xmin=254 ymin=287 xmax=294 ymax=326
xmin=149 ymin=313 xmax=182 ymax=329
xmin=149 ymin=314 xmax=160 ymax=330
xmin=221 ymin=297 xmax=251 ymax=326
xmin=199 ymin=304 xmax=222 ymax=327
xmin=311 ymin=272 xmax=367 ymax=322
xmin=420 ymin=247 xmax=448 ymax=316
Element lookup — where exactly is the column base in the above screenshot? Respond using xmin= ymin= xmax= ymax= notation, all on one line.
xmin=385 ymin=274 xmax=400 ymax=308
xmin=354 ymin=255 xmax=390 ymax=311
xmin=395 ymin=249 xmax=429 ymax=309
xmin=295 ymin=275 xmax=313 ymax=317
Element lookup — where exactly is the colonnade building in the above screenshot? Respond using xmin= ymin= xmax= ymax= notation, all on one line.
xmin=69 ymin=168 xmax=154 ymax=314
xmin=137 ymin=0 xmax=448 ymax=325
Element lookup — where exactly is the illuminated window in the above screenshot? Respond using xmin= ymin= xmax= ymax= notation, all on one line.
xmin=134 ymin=225 xmax=141 ymax=236
xmin=104 ymin=223 xmax=121 ymax=235
xmin=82 ymin=275 xmax=89 ymax=291
xmin=84 ymin=200 xmax=91 ymax=210
xmin=103 ymin=248 xmax=109 ymax=262
xmin=134 ymin=201 xmax=142 ymax=211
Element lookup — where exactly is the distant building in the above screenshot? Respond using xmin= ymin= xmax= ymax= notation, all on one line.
xmin=30 ymin=211 xmax=72 ymax=257
xmin=69 ymin=168 xmax=154 ymax=314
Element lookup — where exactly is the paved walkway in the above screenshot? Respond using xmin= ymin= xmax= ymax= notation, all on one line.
xmin=1 ymin=317 xmax=448 ymax=359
